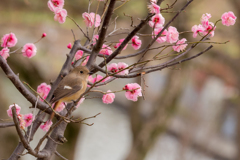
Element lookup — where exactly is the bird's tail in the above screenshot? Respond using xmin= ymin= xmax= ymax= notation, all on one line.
xmin=49 ymin=100 xmax=61 ymax=122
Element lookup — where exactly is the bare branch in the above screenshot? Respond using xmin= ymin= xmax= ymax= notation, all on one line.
xmin=0 ymin=122 xmax=15 ymax=128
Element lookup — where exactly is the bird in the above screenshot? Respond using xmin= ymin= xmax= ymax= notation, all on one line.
xmin=49 ymin=66 xmax=90 ymax=121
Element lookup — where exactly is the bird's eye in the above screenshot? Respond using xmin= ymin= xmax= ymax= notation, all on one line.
xmin=80 ymin=71 xmax=83 ymax=74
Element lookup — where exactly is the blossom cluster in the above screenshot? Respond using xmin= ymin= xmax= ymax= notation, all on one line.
xmin=47 ymin=0 xmax=67 ymax=23
xmin=107 ymin=62 xmax=129 ymax=75
xmin=0 ymin=32 xmax=38 ymax=60
xmin=7 ymin=104 xmax=34 ymax=130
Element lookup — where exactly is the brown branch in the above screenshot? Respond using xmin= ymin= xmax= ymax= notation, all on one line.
xmin=86 ymin=0 xmax=117 ymax=70
xmin=11 ymin=106 xmax=48 ymax=158
xmin=0 ymin=55 xmax=51 ymax=113
xmin=0 ymin=122 xmax=15 ymax=128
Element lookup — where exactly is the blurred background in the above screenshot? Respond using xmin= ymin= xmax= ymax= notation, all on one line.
xmin=0 ymin=0 xmax=239 ymax=160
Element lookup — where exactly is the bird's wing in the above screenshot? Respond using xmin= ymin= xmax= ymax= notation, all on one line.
xmin=50 ymin=77 xmax=82 ymax=104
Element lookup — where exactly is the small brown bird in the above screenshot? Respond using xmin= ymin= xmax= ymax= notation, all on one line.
xmin=49 ymin=66 xmax=90 ymax=121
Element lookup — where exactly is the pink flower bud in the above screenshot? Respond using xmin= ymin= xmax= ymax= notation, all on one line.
xmin=67 ymin=43 xmax=72 ymax=49
xmin=42 ymin=33 xmax=47 ymax=38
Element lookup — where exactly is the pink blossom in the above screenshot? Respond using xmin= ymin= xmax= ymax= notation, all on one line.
xmin=150 ymin=0 xmax=157 ymax=3
xmin=107 ymin=63 xmax=118 ymax=73
xmin=75 ymin=51 xmax=89 ymax=66
xmin=75 ymin=50 xmax=84 ymax=60
xmin=48 ymin=0 xmax=64 ymax=12
xmin=1 ymin=33 xmax=18 ymax=48
xmin=23 ymin=113 xmax=34 ymax=127
xmin=42 ymin=33 xmax=47 ymax=38
xmin=54 ymin=8 xmax=67 ymax=24
xmin=40 ymin=120 xmax=53 ymax=132
xmin=92 ymin=35 xmax=99 ymax=45
xmin=102 ymin=90 xmax=115 ymax=104
xmin=117 ymin=62 xmax=129 ymax=75
xmin=76 ymin=97 xmax=85 ymax=108
xmin=123 ymin=83 xmax=142 ymax=101
xmin=22 ymin=43 xmax=37 ymax=58
xmin=148 ymin=2 xmax=160 ymax=14
xmin=0 ymin=47 xmax=10 ymax=61
xmin=152 ymin=27 xmax=168 ymax=43
xmin=221 ymin=11 xmax=237 ymax=26
xmin=191 ymin=24 xmax=205 ymax=38
xmin=52 ymin=102 xmax=65 ymax=112
xmin=201 ymin=13 xmax=211 ymax=28
xmin=7 ymin=104 xmax=21 ymax=118
xmin=37 ymin=83 xmax=51 ymax=100
xmin=131 ymin=36 xmax=142 ymax=50
xmin=67 ymin=43 xmax=72 ymax=49
xmin=95 ymin=75 xmax=104 ymax=82
xmin=100 ymin=44 xmax=113 ymax=55
xmin=88 ymin=75 xmax=107 ymax=84
xmin=172 ymin=38 xmax=188 ymax=52
xmin=114 ymin=39 xmax=128 ymax=50
xmin=166 ymin=26 xmax=179 ymax=43
xmin=82 ymin=12 xmax=101 ymax=28
xmin=203 ymin=22 xmax=216 ymax=37
xmin=149 ymin=13 xmax=165 ymax=28
xmin=18 ymin=114 xmax=26 ymax=130
xmin=81 ymin=56 xmax=89 ymax=66
xmin=88 ymin=75 xmax=95 ymax=84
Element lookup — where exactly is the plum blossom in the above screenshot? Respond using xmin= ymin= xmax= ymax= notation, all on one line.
xmin=149 ymin=13 xmax=165 ymax=28
xmin=82 ymin=56 xmax=89 ymax=66
xmin=53 ymin=102 xmax=65 ymax=112
xmin=67 ymin=43 xmax=72 ymax=49
xmin=75 ymin=50 xmax=84 ymax=60
xmin=152 ymin=27 xmax=168 ymax=43
xmin=82 ymin=12 xmax=101 ymax=28
xmin=148 ymin=2 xmax=160 ymax=14
xmin=166 ymin=26 xmax=179 ymax=43
xmin=18 ymin=114 xmax=26 ymax=129
xmin=92 ymin=34 xmax=99 ymax=45
xmin=107 ymin=63 xmax=118 ymax=73
xmin=172 ymin=38 xmax=188 ymax=52
xmin=74 ymin=50 xmax=89 ymax=66
xmin=0 ymin=47 xmax=10 ymax=61
xmin=123 ymin=83 xmax=142 ymax=101
xmin=100 ymin=44 xmax=112 ymax=55
xmin=7 ymin=104 xmax=21 ymax=118
xmin=203 ymin=22 xmax=216 ymax=37
xmin=201 ymin=13 xmax=211 ymax=28
xmin=22 ymin=43 xmax=37 ymax=58
xmin=37 ymin=83 xmax=51 ymax=100
xmin=221 ymin=11 xmax=237 ymax=26
xmin=48 ymin=0 xmax=64 ymax=12
xmin=131 ymin=36 xmax=142 ymax=50
xmin=40 ymin=120 xmax=53 ymax=132
xmin=1 ymin=33 xmax=18 ymax=48
xmin=54 ymin=8 xmax=67 ymax=24
xmin=76 ymin=97 xmax=85 ymax=108
xmin=114 ymin=39 xmax=128 ymax=50
xmin=23 ymin=113 xmax=34 ymax=127
xmin=102 ymin=90 xmax=115 ymax=104
xmin=191 ymin=24 xmax=205 ymax=38
xmin=117 ymin=62 xmax=129 ymax=75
